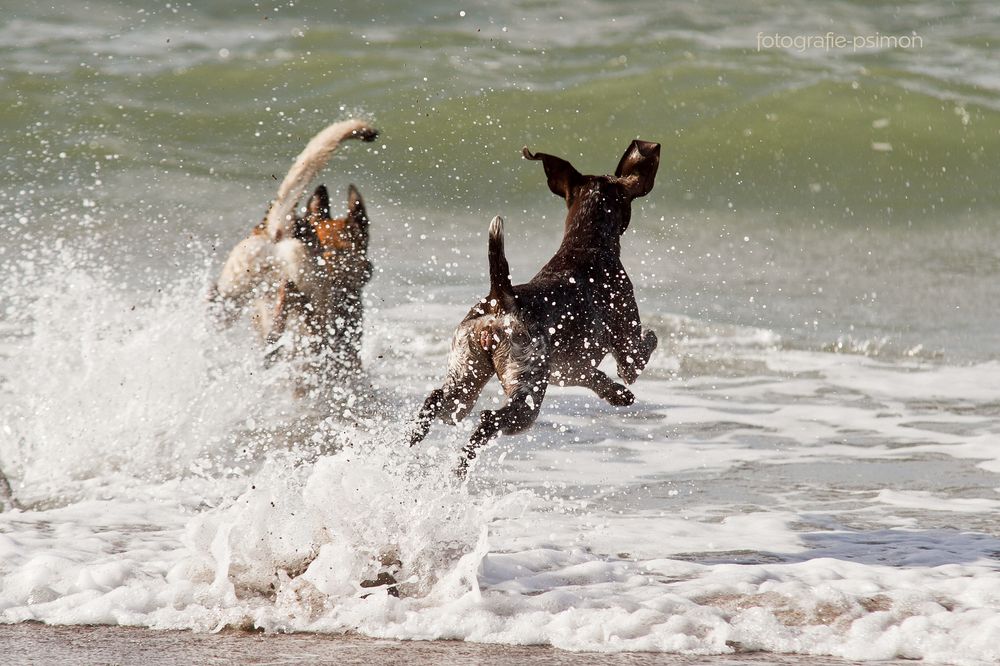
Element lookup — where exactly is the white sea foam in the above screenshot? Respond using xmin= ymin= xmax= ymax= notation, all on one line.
xmin=0 ymin=250 xmax=301 ymax=499
xmin=2 ymin=245 xmax=1000 ymax=665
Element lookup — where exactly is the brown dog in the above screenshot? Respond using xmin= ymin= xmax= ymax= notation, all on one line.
xmin=410 ymin=140 xmax=661 ymax=472
xmin=213 ymin=120 xmax=377 ymax=374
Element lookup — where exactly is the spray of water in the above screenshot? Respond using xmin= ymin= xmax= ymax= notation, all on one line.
xmin=0 ymin=238 xmax=536 ymax=626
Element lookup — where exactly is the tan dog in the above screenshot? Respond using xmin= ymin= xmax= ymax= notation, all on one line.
xmin=213 ymin=119 xmax=378 ymax=374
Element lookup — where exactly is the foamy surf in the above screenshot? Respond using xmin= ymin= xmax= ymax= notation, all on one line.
xmin=2 ymin=243 xmax=1000 ymax=665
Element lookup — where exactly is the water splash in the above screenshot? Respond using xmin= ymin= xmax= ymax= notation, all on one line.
xmin=0 ymin=242 xmax=301 ymax=501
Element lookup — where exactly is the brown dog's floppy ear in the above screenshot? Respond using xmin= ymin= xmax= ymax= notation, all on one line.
xmin=523 ymin=147 xmax=584 ymax=202
xmin=615 ymin=140 xmax=660 ymax=199
xmin=306 ymin=184 xmax=331 ymax=219
xmin=346 ymin=184 xmax=369 ymax=246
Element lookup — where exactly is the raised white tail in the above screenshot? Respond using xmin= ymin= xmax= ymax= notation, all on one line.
xmin=264 ymin=119 xmax=378 ymax=241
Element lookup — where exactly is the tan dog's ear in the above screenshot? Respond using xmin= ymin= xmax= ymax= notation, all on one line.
xmin=523 ymin=147 xmax=584 ymax=203
xmin=306 ymin=184 xmax=331 ymax=220
xmin=615 ymin=140 xmax=660 ymax=199
xmin=346 ymin=184 xmax=369 ymax=247
xmin=292 ymin=186 xmax=327 ymax=245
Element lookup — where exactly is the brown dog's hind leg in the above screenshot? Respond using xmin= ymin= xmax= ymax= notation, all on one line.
xmin=460 ymin=325 xmax=549 ymax=473
xmin=410 ymin=324 xmax=495 ymax=447
xmin=461 ymin=378 xmax=547 ymax=474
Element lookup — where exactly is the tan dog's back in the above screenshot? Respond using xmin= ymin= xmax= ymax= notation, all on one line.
xmin=213 ymin=120 xmax=377 ymax=372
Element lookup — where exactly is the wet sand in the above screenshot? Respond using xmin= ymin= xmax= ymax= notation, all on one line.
xmin=0 ymin=623 xmax=911 ymax=665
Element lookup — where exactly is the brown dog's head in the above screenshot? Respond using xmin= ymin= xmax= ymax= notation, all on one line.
xmin=523 ymin=140 xmax=660 ymax=234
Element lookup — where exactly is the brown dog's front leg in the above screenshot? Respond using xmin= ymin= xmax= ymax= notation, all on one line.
xmin=615 ymin=328 xmax=658 ymax=385
xmin=575 ymin=369 xmax=635 ymax=406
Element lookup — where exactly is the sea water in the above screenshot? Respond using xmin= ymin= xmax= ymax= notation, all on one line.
xmin=2 ymin=1 xmax=1000 ymax=663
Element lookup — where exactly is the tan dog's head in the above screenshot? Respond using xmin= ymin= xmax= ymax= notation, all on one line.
xmin=294 ymin=184 xmax=372 ymax=286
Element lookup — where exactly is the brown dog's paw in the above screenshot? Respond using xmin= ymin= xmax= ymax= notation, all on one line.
xmin=619 ymin=329 xmax=658 ymax=384
xmin=607 ymin=385 xmax=636 ymax=407
xmin=641 ymin=328 xmax=658 ymax=354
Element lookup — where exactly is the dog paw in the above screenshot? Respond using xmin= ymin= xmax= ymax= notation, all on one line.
xmin=617 ymin=366 xmax=636 ymax=385
xmin=618 ymin=329 xmax=658 ymax=383
xmin=641 ymin=328 xmax=658 ymax=354
xmin=607 ymin=385 xmax=635 ymax=407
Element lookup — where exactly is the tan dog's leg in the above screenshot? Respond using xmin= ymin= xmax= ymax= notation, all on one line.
xmin=265 ymin=281 xmax=292 ymax=346
xmin=0 ymin=463 xmax=20 ymax=511
xmin=216 ymin=235 xmax=271 ymax=302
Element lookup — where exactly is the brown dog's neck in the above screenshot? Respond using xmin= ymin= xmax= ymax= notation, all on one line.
xmin=556 ymin=185 xmax=626 ymax=256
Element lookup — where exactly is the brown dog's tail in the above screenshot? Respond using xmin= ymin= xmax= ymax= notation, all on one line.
xmin=487 ymin=216 xmax=517 ymax=312
xmin=265 ymin=119 xmax=378 ymax=241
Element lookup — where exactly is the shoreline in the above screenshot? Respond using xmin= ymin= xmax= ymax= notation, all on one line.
xmin=0 ymin=623 xmax=912 ymax=665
